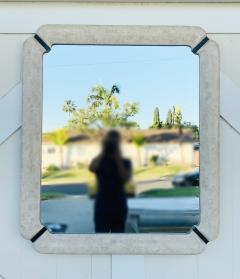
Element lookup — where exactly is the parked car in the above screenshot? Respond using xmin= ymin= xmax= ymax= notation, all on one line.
xmin=172 ymin=170 xmax=199 ymax=187
xmin=193 ymin=142 xmax=200 ymax=151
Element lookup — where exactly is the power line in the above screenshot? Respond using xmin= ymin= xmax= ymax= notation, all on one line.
xmin=45 ymin=57 xmax=193 ymax=69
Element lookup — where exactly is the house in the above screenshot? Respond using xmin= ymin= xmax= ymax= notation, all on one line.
xmin=42 ymin=129 xmax=199 ymax=169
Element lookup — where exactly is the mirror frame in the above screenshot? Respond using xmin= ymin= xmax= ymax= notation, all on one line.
xmin=1 ymin=0 xmax=239 ymax=3
xmin=21 ymin=25 xmax=219 ymax=254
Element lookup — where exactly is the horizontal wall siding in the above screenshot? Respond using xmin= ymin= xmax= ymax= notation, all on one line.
xmin=1 ymin=3 xmax=240 ymax=34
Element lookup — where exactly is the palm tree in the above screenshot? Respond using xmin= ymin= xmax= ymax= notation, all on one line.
xmin=132 ymin=133 xmax=145 ymax=167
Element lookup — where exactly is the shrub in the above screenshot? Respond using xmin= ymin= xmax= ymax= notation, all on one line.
xmin=46 ymin=164 xmax=60 ymax=172
xmin=41 ymin=192 xmax=65 ymax=201
xmin=42 ymin=164 xmax=60 ymax=178
xmin=150 ymin=155 xmax=159 ymax=165
xmin=132 ymin=133 xmax=145 ymax=147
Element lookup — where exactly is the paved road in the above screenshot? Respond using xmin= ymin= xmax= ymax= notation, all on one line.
xmin=41 ymin=183 xmax=88 ymax=195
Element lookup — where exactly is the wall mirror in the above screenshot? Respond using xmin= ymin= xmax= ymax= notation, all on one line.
xmin=41 ymin=45 xmax=200 ymax=234
xmin=21 ymin=25 xmax=219 ymax=254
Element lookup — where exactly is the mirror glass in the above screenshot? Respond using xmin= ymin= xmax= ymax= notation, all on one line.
xmin=41 ymin=45 xmax=200 ymax=234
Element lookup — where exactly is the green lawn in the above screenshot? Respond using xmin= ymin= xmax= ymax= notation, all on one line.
xmin=41 ymin=192 xmax=66 ymax=200
xmin=42 ymin=168 xmax=94 ymax=184
xmin=133 ymin=164 xmax=190 ymax=181
xmin=42 ymin=164 xmax=191 ymax=185
xmin=41 ymin=187 xmax=199 ymax=200
xmin=137 ymin=187 xmax=200 ymax=198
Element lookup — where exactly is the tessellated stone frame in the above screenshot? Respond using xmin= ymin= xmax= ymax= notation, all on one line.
xmin=21 ymin=25 xmax=219 ymax=254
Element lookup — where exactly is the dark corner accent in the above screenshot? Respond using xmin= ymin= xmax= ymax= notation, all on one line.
xmin=30 ymin=227 xmax=47 ymax=243
xmin=34 ymin=34 xmax=51 ymax=53
xmin=192 ymin=37 xmax=209 ymax=54
xmin=192 ymin=226 xmax=209 ymax=244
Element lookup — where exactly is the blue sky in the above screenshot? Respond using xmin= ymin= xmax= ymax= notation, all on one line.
xmin=43 ymin=45 xmax=199 ymax=132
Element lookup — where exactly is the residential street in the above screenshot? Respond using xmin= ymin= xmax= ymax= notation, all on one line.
xmin=41 ymin=177 xmax=173 ymax=197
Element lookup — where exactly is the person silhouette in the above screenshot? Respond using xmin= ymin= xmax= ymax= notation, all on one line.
xmin=89 ymin=130 xmax=132 ymax=233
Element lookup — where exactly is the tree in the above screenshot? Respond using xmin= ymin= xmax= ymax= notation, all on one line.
xmin=191 ymin=125 xmax=199 ymax=141
xmin=166 ymin=109 xmax=173 ymax=128
xmin=174 ymin=106 xmax=183 ymax=135
xmin=49 ymin=128 xmax=68 ymax=169
xmin=172 ymin=106 xmax=176 ymax=127
xmin=182 ymin=122 xmax=199 ymax=141
xmin=175 ymin=106 xmax=182 ymax=127
xmin=63 ymin=84 xmax=139 ymax=130
xmin=182 ymin=121 xmax=192 ymax=128
xmin=132 ymin=133 xmax=145 ymax=167
xmin=151 ymin=107 xmax=162 ymax=129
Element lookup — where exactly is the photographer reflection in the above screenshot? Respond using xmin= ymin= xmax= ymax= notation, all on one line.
xmin=89 ymin=130 xmax=132 ymax=233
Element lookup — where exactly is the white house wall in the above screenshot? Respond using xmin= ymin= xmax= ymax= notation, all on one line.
xmin=0 ymin=3 xmax=239 ymax=278
xmin=42 ymin=142 xmax=196 ymax=169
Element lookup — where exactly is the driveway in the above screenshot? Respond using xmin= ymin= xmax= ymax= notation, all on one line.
xmin=41 ymin=195 xmax=199 ymax=234
xmin=41 ymin=196 xmax=95 ymax=233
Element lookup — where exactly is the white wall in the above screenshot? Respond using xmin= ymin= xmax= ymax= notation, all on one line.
xmin=42 ymin=142 xmax=196 ymax=168
xmin=0 ymin=3 xmax=240 ymax=278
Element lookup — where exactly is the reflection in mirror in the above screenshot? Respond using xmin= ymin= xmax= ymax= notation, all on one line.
xmin=41 ymin=45 xmax=199 ymax=234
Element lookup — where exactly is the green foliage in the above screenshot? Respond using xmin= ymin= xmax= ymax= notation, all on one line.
xmin=182 ymin=121 xmax=192 ymax=128
xmin=132 ymin=132 xmax=145 ymax=147
xmin=172 ymin=106 xmax=176 ymax=126
xmin=132 ymin=132 xmax=145 ymax=166
xmin=190 ymin=125 xmax=199 ymax=141
xmin=182 ymin=122 xmax=199 ymax=141
xmin=42 ymin=164 xmax=191 ymax=184
xmin=165 ymin=106 xmax=182 ymax=128
xmin=137 ymin=187 xmax=200 ymax=198
xmin=46 ymin=165 xmax=60 ymax=172
xmin=133 ymin=164 xmax=191 ymax=180
xmin=174 ymin=106 xmax=182 ymax=127
xmin=47 ymin=129 xmax=68 ymax=169
xmin=63 ymin=84 xmax=139 ymax=130
xmin=151 ymin=107 xmax=162 ymax=129
xmin=150 ymin=155 xmax=159 ymax=165
xmin=42 ymin=167 xmax=95 ymax=184
xmin=41 ymin=192 xmax=66 ymax=201
xmin=49 ymin=128 xmax=68 ymax=146
xmin=166 ymin=109 xmax=173 ymax=128
xmin=42 ymin=164 xmax=60 ymax=178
